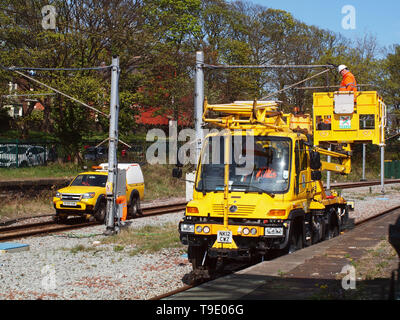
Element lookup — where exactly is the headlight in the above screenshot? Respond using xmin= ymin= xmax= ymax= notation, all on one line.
xmin=203 ymin=226 xmax=210 ymax=234
xmin=180 ymin=223 xmax=195 ymax=233
xmin=243 ymin=228 xmax=250 ymax=235
xmin=196 ymin=226 xmax=203 ymax=233
xmin=82 ymin=192 xmax=95 ymax=199
xmin=251 ymin=228 xmax=257 ymax=235
xmin=55 ymin=192 xmax=61 ymax=198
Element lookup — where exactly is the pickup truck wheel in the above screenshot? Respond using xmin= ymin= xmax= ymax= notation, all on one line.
xmin=54 ymin=211 xmax=68 ymax=224
xmin=129 ymin=196 xmax=142 ymax=217
xmin=94 ymin=201 xmax=106 ymax=222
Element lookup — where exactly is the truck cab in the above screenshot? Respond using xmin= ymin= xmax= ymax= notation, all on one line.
xmin=53 ymin=163 xmax=144 ymax=222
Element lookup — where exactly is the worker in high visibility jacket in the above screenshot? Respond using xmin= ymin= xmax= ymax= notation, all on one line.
xmin=256 ymin=167 xmax=277 ymax=179
xmin=338 ymin=64 xmax=357 ymax=95
xmin=116 ymin=195 xmax=128 ymax=221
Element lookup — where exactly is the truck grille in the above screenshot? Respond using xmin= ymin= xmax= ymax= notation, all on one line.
xmin=61 ymin=193 xmax=81 ymax=201
xmin=212 ymin=204 xmax=255 ymax=215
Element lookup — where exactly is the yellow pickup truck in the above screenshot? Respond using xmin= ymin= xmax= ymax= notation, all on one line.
xmin=53 ymin=163 xmax=144 ymax=222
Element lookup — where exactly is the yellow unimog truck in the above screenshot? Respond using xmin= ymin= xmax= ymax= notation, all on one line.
xmin=53 ymin=163 xmax=144 ymax=222
xmin=176 ymin=91 xmax=385 ymax=277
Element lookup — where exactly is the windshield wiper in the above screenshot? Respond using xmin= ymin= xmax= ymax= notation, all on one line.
xmin=231 ymin=183 xmax=275 ymax=198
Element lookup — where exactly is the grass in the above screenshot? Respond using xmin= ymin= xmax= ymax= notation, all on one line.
xmin=0 ymin=190 xmax=54 ymax=221
xmin=354 ymin=240 xmax=398 ymax=281
xmin=101 ymin=223 xmax=184 ymax=256
xmin=141 ymin=163 xmax=188 ymax=201
xmin=0 ymin=163 xmax=81 ymax=181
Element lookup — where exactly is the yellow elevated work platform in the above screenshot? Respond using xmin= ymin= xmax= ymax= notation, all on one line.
xmin=313 ymin=91 xmax=386 ymax=146
xmin=203 ymin=99 xmax=312 ymax=133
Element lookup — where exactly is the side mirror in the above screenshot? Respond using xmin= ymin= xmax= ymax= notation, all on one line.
xmin=310 ymin=151 xmax=321 ymax=170
xmin=311 ymin=170 xmax=322 ymax=181
xmin=172 ymin=167 xmax=182 ymax=179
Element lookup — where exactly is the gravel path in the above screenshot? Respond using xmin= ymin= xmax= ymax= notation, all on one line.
xmin=0 ymin=186 xmax=399 ymax=300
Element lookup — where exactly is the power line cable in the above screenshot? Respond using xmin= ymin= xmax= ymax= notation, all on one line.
xmin=7 ymin=65 xmax=111 ymax=71
xmin=260 ymin=68 xmax=331 ymax=101
xmin=3 ymin=67 xmax=110 ymax=118
xmin=203 ymin=63 xmax=334 ymax=69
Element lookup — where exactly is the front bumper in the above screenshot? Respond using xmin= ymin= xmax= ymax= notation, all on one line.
xmin=53 ymin=198 xmax=96 ymax=213
xmin=179 ymin=220 xmax=291 ymax=255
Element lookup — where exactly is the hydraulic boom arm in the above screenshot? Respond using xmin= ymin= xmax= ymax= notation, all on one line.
xmin=313 ymin=144 xmax=352 ymax=175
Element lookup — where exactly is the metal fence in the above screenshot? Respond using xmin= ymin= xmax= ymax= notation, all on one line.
xmin=0 ymin=139 xmax=177 ymax=168
xmin=0 ymin=141 xmax=56 ymax=168
xmin=84 ymin=141 xmax=180 ymax=165
xmin=84 ymin=141 xmax=151 ymax=165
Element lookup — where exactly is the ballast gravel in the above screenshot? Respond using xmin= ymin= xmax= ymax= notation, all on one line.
xmin=0 ymin=210 xmax=191 ymax=300
xmin=0 ymin=186 xmax=399 ymax=300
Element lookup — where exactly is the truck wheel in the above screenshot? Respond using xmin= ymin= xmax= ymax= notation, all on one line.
xmin=94 ymin=201 xmax=106 ymax=222
xmin=312 ymin=215 xmax=325 ymax=244
xmin=129 ymin=196 xmax=142 ymax=217
xmin=326 ymin=209 xmax=339 ymax=239
xmin=286 ymin=221 xmax=303 ymax=254
xmin=54 ymin=210 xmax=68 ymax=224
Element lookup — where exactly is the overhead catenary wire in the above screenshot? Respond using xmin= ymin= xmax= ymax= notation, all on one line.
xmin=1 ymin=66 xmax=109 ymax=118
xmin=7 ymin=66 xmax=111 ymax=72
xmin=203 ymin=63 xmax=334 ymax=70
xmin=294 ymin=84 xmax=376 ymax=90
xmin=260 ymin=68 xmax=331 ymax=100
xmin=386 ymin=132 xmax=400 ymax=141
xmin=2 ymin=93 xmax=56 ymax=98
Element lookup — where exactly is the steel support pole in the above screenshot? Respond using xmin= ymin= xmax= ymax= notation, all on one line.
xmin=194 ymin=51 xmax=204 ymax=167
xmin=381 ymin=145 xmax=385 ymax=194
xmin=105 ymin=56 xmax=120 ymax=234
xmin=326 ymin=144 xmax=331 ymax=190
xmin=361 ymin=143 xmax=366 ymax=181
xmin=361 ymin=118 xmax=366 ymax=181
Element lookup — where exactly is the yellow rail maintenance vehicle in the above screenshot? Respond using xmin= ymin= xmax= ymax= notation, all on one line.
xmin=176 ymin=91 xmax=386 ymax=277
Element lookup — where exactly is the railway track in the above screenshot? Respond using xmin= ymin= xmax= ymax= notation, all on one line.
xmin=1 ymin=178 xmax=399 ymax=243
xmin=0 ymin=201 xmax=187 ymax=241
xmin=150 ymin=203 xmax=400 ymax=300
xmin=329 ymin=178 xmax=400 ymax=189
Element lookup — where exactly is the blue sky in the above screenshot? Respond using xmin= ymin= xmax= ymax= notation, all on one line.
xmin=250 ymin=0 xmax=400 ymax=49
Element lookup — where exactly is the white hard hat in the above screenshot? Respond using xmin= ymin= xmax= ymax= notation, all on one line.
xmin=338 ymin=64 xmax=347 ymax=73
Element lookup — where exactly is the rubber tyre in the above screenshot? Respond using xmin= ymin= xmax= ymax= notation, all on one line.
xmin=326 ymin=212 xmax=339 ymax=240
xmin=94 ymin=201 xmax=106 ymax=222
xmin=287 ymin=223 xmax=303 ymax=254
xmin=129 ymin=196 xmax=141 ymax=217
xmin=54 ymin=210 xmax=68 ymax=224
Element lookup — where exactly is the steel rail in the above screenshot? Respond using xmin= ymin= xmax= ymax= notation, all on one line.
xmin=0 ymin=201 xmax=187 ymax=241
xmin=328 ymin=179 xmax=400 ymax=190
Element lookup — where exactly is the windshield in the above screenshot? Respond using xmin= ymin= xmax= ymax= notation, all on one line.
xmin=196 ymin=135 xmax=291 ymax=194
xmin=70 ymin=174 xmax=107 ymax=187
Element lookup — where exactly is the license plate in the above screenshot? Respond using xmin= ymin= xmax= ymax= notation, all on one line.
xmin=264 ymin=227 xmax=283 ymax=236
xmin=63 ymin=201 xmax=77 ymax=207
xmin=217 ymin=230 xmax=232 ymax=243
